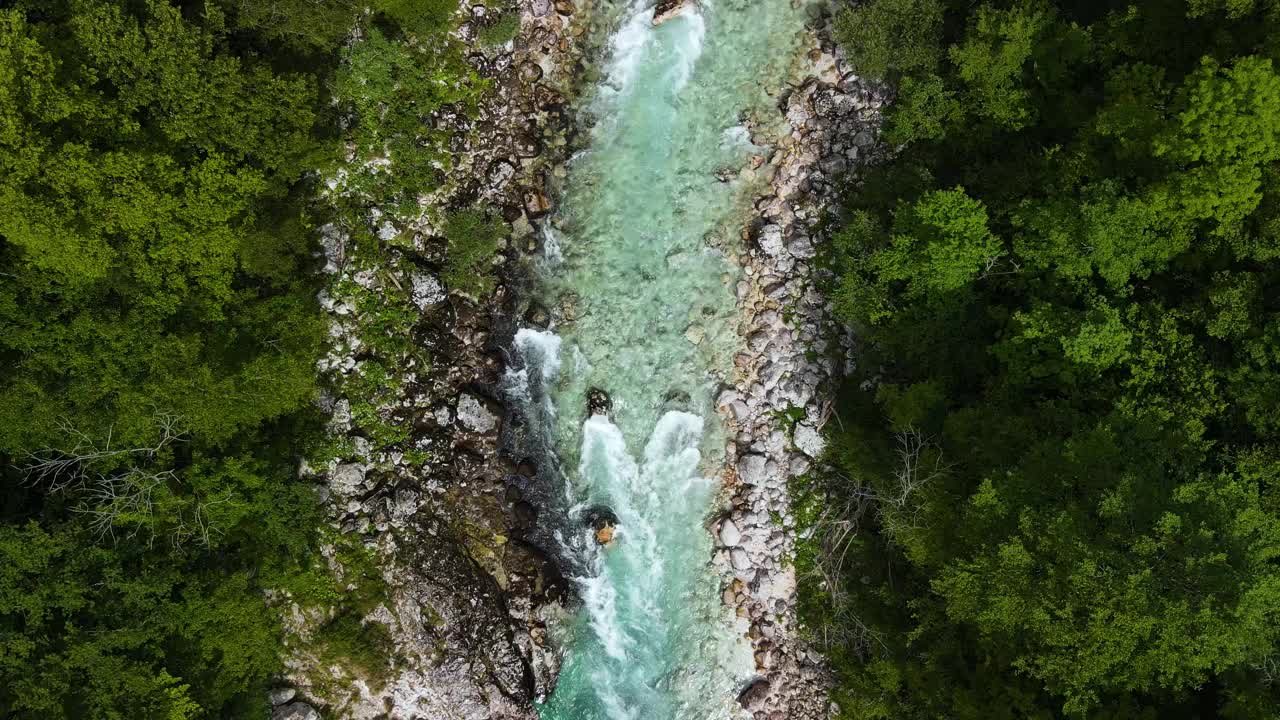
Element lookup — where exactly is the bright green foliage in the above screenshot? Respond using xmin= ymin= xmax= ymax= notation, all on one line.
xmin=1155 ymin=56 xmax=1280 ymax=228
xmin=834 ymin=0 xmax=945 ymax=81
xmin=334 ymin=25 xmax=481 ymax=215
xmin=0 ymin=0 xmax=466 ymax=717
xmin=442 ymin=208 xmax=506 ymax=297
xmin=835 ymin=189 xmax=997 ymax=323
xmin=0 ymin=0 xmax=325 ymax=453
xmin=882 ymin=74 xmax=959 ymax=145
xmin=479 ymin=9 xmax=522 ymax=47
xmin=948 ymin=4 xmax=1046 ymax=129
xmin=887 ymin=188 xmax=1000 ymax=296
xmin=225 ymin=0 xmax=458 ymax=50
xmin=813 ymin=1 xmax=1280 ymax=718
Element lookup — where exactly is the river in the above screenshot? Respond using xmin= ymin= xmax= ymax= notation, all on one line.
xmin=504 ymin=1 xmax=810 ymax=718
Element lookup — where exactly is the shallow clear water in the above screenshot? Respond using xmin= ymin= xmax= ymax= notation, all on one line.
xmin=510 ymin=2 xmax=808 ymax=718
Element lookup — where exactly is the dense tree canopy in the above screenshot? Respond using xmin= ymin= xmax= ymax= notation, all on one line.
xmin=0 ymin=0 xmax=467 ymax=717
xmin=809 ymin=0 xmax=1280 ymax=718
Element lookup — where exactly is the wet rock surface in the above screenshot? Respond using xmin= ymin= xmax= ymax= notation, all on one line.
xmin=586 ymin=387 xmax=611 ymax=417
xmin=278 ymin=1 xmax=594 ymax=717
xmin=653 ymin=0 xmax=690 ymax=24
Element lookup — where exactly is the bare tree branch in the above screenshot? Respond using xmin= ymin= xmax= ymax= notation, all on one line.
xmin=801 ymin=425 xmax=949 ymax=660
xmin=21 ymin=414 xmax=184 ymax=493
xmin=15 ymin=415 xmax=234 ymax=549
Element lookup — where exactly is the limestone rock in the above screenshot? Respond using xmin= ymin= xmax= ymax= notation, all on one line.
xmin=272 ymin=702 xmax=320 ymax=720
xmin=757 ymin=224 xmax=784 ymax=257
xmin=684 ymin=323 xmax=705 ymax=345
xmin=793 ymin=423 xmax=825 ymax=458
xmin=737 ymin=454 xmax=767 ymax=487
xmin=719 ymin=518 xmax=742 ymax=547
xmin=411 ymin=271 xmax=446 ymax=309
xmin=268 ymin=688 xmax=296 ymax=706
xmin=457 ymin=394 xmax=499 ymax=434
xmin=487 ymin=159 xmax=516 ymax=188
xmin=330 ymin=463 xmax=366 ymax=494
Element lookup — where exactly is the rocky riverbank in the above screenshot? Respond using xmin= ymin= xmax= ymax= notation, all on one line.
xmin=271 ymin=2 xmax=596 ymax=718
xmin=275 ymin=3 xmax=884 ymax=718
xmin=712 ymin=15 xmax=886 ymax=720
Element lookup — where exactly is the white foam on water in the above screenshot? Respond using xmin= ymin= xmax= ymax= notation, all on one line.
xmin=575 ymin=415 xmax=642 ymax=663
xmin=666 ymin=9 xmax=707 ymax=93
xmin=542 ymin=223 xmax=565 ymax=266
xmin=603 ymin=0 xmax=656 ymax=95
xmin=505 ymin=328 xmax=563 ymax=406
xmin=514 ymin=328 xmax=564 ymax=386
xmin=578 ymin=568 xmax=631 ymax=662
xmin=502 ymin=367 xmax=531 ymax=405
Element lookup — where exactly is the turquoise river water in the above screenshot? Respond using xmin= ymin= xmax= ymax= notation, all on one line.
xmin=506 ymin=2 xmax=809 ymax=718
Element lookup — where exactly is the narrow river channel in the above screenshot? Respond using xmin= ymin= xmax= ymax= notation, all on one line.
xmin=507 ymin=1 xmax=809 ymax=718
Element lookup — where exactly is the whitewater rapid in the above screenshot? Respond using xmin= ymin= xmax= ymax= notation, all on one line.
xmin=504 ymin=2 xmax=809 ymax=718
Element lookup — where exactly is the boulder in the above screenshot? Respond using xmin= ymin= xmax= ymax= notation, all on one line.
xmin=737 ymin=454 xmax=768 ymax=487
xmin=411 ymin=271 xmax=446 ymax=309
xmin=457 ymin=394 xmax=499 ymax=434
xmin=486 ymin=159 xmax=516 ymax=188
xmin=793 ymin=422 xmax=825 ymax=458
xmin=268 ymin=688 xmax=296 ymax=706
xmin=595 ymin=524 xmax=615 ymax=545
xmin=737 ymin=677 xmax=771 ymax=710
xmin=719 ymin=518 xmax=742 ymax=547
xmin=587 ymin=387 xmax=611 ymax=417
xmin=523 ymin=187 xmax=553 ymax=218
xmin=757 ymin=224 xmax=784 ymax=257
xmin=654 ymin=0 xmax=691 ymax=24
xmin=684 ymin=323 xmax=705 ymax=345
xmin=584 ymin=505 xmax=618 ymax=544
xmin=330 ymin=463 xmax=366 ymax=494
xmin=272 ymin=702 xmax=320 ymax=720
xmin=517 ymin=61 xmax=544 ymax=84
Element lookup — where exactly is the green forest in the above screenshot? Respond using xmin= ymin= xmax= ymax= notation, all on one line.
xmin=0 ymin=0 xmax=493 ymax=716
xmin=805 ymin=0 xmax=1280 ymax=717
xmin=6 ymin=0 xmax=1280 ymax=718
